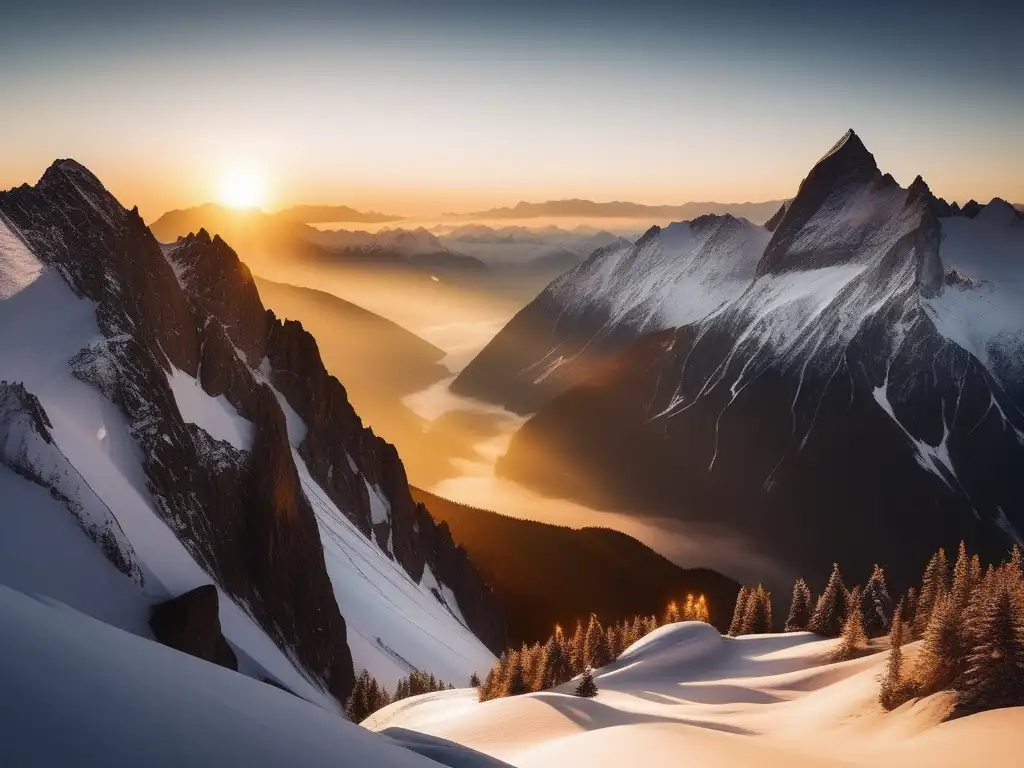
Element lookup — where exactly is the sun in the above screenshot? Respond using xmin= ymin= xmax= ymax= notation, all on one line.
xmin=217 ymin=167 xmax=267 ymax=210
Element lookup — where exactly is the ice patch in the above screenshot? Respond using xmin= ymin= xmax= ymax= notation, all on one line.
xmin=167 ymin=367 xmax=254 ymax=451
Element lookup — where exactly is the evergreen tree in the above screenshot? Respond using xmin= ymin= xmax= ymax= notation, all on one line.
xmin=664 ymin=600 xmax=681 ymax=624
xmin=808 ymin=564 xmax=847 ymax=637
xmin=880 ymin=611 xmax=910 ymax=710
xmin=643 ymin=615 xmax=659 ymax=637
xmin=917 ymin=593 xmax=965 ymax=695
xmin=728 ymin=587 xmax=750 ymax=636
xmin=574 ymin=667 xmax=598 ymax=698
xmin=584 ymin=613 xmax=612 ymax=669
xmin=742 ymin=584 xmax=773 ymax=634
xmin=693 ymin=594 xmax=710 ymax=623
xmin=536 ymin=635 xmax=573 ymax=690
xmin=470 ymin=672 xmax=481 ymax=688
xmin=568 ymin=620 xmax=585 ymax=674
xmin=957 ymin=582 xmax=1024 ymax=713
xmin=861 ymin=565 xmax=893 ymax=638
xmin=478 ymin=667 xmax=496 ymax=702
xmin=606 ymin=624 xmax=621 ymax=660
xmin=505 ymin=649 xmax=528 ymax=696
xmin=345 ymin=669 xmax=373 ymax=723
xmin=784 ymin=578 xmax=813 ymax=632
xmin=832 ymin=586 xmax=867 ymax=661
xmin=916 ymin=549 xmax=950 ymax=638
xmin=951 ymin=541 xmax=973 ymax=612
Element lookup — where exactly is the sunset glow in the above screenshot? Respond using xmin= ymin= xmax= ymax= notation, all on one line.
xmin=217 ymin=167 xmax=267 ymax=210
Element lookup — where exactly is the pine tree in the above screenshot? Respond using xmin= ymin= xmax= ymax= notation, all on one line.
xmin=584 ymin=613 xmax=612 ymax=669
xmin=693 ymin=594 xmax=710 ymax=623
xmin=606 ymin=624 xmax=621 ymax=660
xmin=957 ymin=582 xmax=1024 ymax=713
xmin=742 ymin=584 xmax=772 ymax=634
xmin=568 ymin=620 xmax=585 ymax=674
xmin=728 ymin=587 xmax=750 ymax=636
xmin=506 ymin=649 xmax=528 ymax=696
xmin=478 ymin=667 xmax=496 ymax=702
xmin=880 ymin=611 xmax=910 ymax=710
xmin=536 ymin=635 xmax=573 ymax=690
xmin=916 ymin=593 xmax=964 ymax=695
xmin=643 ymin=615 xmax=658 ymax=637
xmin=784 ymin=578 xmax=813 ymax=632
xmin=916 ymin=549 xmax=950 ymax=638
xmin=861 ymin=565 xmax=893 ymax=638
xmin=574 ymin=667 xmax=598 ymax=698
xmin=470 ymin=672 xmax=481 ymax=688
xmin=951 ymin=541 xmax=973 ymax=612
xmin=832 ymin=586 xmax=867 ymax=661
xmin=808 ymin=564 xmax=847 ymax=638
xmin=345 ymin=669 xmax=385 ymax=723
xmin=664 ymin=600 xmax=681 ymax=624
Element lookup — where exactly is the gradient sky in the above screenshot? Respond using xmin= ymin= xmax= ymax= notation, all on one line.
xmin=1 ymin=0 xmax=1021 ymax=219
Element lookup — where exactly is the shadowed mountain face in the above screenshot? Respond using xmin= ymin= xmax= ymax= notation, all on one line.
xmin=411 ymin=488 xmax=741 ymax=646
xmin=463 ymin=130 xmax=1024 ymax=591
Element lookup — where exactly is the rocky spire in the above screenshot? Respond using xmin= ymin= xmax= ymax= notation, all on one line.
xmin=757 ymin=130 xmax=881 ymax=275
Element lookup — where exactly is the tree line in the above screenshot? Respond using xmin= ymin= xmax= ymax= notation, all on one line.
xmin=477 ymin=594 xmax=710 ymax=702
xmin=345 ymin=668 xmax=454 ymax=723
xmin=728 ymin=543 xmax=1024 ymax=716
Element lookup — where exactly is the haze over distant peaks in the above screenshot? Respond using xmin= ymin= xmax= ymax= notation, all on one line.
xmin=445 ymin=198 xmax=788 ymax=225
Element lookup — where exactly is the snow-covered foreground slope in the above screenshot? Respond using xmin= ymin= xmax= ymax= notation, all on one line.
xmin=367 ymin=622 xmax=1024 ymax=767
xmin=0 ymin=584 xmax=498 ymax=768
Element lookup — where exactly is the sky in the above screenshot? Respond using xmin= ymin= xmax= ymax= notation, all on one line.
xmin=0 ymin=0 xmax=1021 ymax=220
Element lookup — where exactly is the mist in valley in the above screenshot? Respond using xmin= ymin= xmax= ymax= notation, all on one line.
xmin=251 ymin=255 xmax=792 ymax=592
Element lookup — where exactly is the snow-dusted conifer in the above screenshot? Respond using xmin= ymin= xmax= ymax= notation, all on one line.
xmin=784 ymin=578 xmax=813 ymax=632
xmin=574 ymin=667 xmax=598 ymax=698
xmin=808 ymin=564 xmax=847 ymax=637
xmin=728 ymin=587 xmax=750 ymax=636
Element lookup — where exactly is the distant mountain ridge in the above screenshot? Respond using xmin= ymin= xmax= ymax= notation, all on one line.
xmin=445 ymin=198 xmax=788 ymax=225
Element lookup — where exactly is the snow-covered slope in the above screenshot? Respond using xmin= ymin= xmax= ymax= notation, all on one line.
xmin=482 ymin=131 xmax=1024 ymax=590
xmin=0 ymin=584 xmax=494 ymax=768
xmin=451 ymin=215 xmax=769 ymax=412
xmin=0 ymin=162 xmax=503 ymax=707
xmin=367 ymin=621 xmax=1024 ymax=767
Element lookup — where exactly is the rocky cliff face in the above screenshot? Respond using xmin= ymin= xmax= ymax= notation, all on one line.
xmin=0 ymin=161 xmax=505 ymax=699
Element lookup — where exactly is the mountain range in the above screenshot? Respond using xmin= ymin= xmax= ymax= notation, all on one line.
xmin=454 ymin=130 xmax=1024 ymax=593
xmin=444 ymin=198 xmax=788 ymax=225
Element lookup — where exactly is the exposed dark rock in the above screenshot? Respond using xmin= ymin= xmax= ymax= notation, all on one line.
xmin=757 ymin=129 xmax=881 ymax=275
xmin=764 ymin=202 xmax=788 ymax=232
xmin=962 ymin=199 xmax=984 ymax=218
xmin=149 ymin=585 xmax=238 ymax=670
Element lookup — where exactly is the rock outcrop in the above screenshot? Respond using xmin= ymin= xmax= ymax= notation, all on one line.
xmin=149 ymin=585 xmax=238 ymax=671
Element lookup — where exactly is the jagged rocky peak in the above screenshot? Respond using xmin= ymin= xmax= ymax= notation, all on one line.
xmin=977 ymin=197 xmax=1023 ymax=225
xmin=757 ymin=129 xmax=923 ymax=276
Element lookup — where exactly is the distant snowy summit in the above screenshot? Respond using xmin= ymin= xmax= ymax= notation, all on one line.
xmin=456 ymin=129 xmax=1024 ymax=591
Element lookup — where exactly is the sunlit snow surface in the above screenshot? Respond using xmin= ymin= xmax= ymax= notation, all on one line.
xmin=368 ymin=621 xmax=1024 ymax=768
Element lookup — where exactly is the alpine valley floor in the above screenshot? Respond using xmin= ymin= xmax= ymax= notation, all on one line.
xmin=366 ymin=622 xmax=1024 ymax=767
